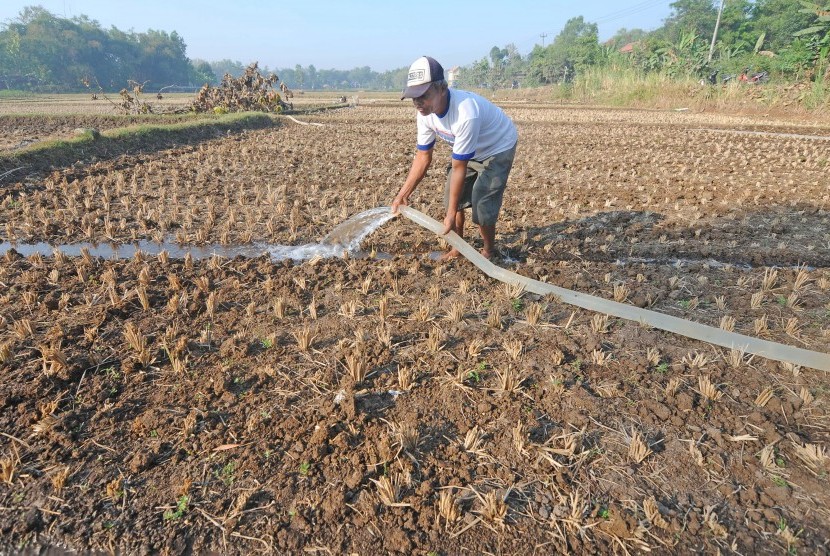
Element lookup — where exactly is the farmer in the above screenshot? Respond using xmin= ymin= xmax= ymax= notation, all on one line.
xmin=391 ymin=56 xmax=518 ymax=261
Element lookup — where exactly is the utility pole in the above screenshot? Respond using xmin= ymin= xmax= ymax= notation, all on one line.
xmin=540 ymin=33 xmax=548 ymax=47
xmin=708 ymin=0 xmax=725 ymax=63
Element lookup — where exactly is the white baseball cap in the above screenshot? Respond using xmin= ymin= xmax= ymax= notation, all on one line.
xmin=401 ymin=56 xmax=445 ymax=100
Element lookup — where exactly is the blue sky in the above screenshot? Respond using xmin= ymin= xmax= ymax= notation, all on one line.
xmin=1 ymin=1 xmax=675 ymax=71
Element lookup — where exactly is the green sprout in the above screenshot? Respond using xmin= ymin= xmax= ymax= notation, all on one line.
xmin=216 ymin=462 xmax=236 ymax=486
xmin=771 ymin=476 xmax=789 ymax=488
xmin=163 ymin=495 xmax=189 ymax=521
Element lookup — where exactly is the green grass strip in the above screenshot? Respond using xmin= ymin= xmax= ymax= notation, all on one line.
xmin=0 ymin=112 xmax=277 ymax=176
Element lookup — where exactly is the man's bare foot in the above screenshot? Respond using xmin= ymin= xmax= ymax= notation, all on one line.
xmin=439 ymin=248 xmax=461 ymax=261
xmin=480 ymin=248 xmax=493 ymax=260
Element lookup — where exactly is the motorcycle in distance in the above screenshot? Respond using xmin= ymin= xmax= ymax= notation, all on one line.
xmin=739 ymin=68 xmax=769 ymax=84
xmin=703 ymin=69 xmax=767 ymax=86
xmin=705 ymin=70 xmax=738 ymax=85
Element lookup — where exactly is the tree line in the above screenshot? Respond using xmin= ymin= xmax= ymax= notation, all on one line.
xmin=1 ymin=2 xmax=828 ymax=93
xmin=0 ymin=6 xmax=215 ymax=91
xmin=458 ymin=0 xmax=829 ymax=89
xmin=204 ymin=59 xmax=406 ymax=91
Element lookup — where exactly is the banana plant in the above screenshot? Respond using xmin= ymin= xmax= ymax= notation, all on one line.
xmin=753 ymin=32 xmax=766 ymax=55
xmin=795 ymin=2 xmax=830 ymax=50
xmin=794 ymin=2 xmax=830 ymax=79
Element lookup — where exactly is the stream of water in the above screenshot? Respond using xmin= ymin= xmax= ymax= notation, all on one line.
xmin=0 ymin=207 xmax=396 ymax=262
xmin=0 ymin=206 xmax=818 ymax=272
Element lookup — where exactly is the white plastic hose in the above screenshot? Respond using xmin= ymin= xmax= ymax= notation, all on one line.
xmin=398 ymin=206 xmax=830 ymax=372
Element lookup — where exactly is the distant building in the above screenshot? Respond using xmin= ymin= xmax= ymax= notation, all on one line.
xmin=618 ymin=42 xmax=638 ymax=54
xmin=447 ymin=66 xmax=460 ymax=87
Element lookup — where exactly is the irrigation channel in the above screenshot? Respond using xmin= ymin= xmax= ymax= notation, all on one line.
xmin=2 ymin=206 xmax=828 ymax=371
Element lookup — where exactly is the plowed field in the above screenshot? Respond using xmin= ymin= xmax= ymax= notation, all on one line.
xmin=1 ymin=98 xmax=829 ymax=555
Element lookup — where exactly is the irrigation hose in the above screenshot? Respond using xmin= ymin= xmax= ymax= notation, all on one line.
xmin=397 ymin=206 xmax=830 ymax=372
xmin=284 ymin=115 xmax=324 ymax=127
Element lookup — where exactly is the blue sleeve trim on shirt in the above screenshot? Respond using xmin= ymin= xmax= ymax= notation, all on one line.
xmin=417 ymin=140 xmax=436 ymax=151
xmin=452 ymin=152 xmax=476 ymax=161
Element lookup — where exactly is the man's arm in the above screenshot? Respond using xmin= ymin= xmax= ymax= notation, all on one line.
xmin=392 ymin=148 xmax=433 ymax=213
xmin=442 ymin=158 xmax=469 ymax=234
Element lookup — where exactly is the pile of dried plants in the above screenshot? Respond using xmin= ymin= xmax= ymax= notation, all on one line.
xmin=191 ymin=62 xmax=292 ymax=114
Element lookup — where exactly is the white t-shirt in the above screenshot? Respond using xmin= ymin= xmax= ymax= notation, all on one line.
xmin=416 ymin=89 xmax=518 ymax=162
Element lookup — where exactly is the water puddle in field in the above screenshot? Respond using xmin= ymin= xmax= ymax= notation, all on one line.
xmin=696 ymin=128 xmax=830 ymax=141
xmin=614 ymin=257 xmax=816 ymax=272
xmin=0 ymin=205 xmax=819 ymax=272
xmin=616 ymin=256 xmax=752 ymax=270
xmin=0 ymin=207 xmax=396 ymax=262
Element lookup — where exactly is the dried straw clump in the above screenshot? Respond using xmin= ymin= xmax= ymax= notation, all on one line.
xmin=436 ymin=489 xmax=461 ymax=529
xmin=444 ymin=300 xmax=465 ymax=323
xmin=375 ymin=324 xmax=392 ymax=349
xmin=645 ymin=347 xmax=660 ymax=367
xmin=370 ymin=474 xmax=410 ymax=507
xmin=413 ymin=302 xmax=431 ymax=323
xmin=345 ymin=349 xmax=367 ymax=383
xmin=467 ymin=338 xmax=486 ymax=359
xmin=397 ymin=365 xmax=414 ymax=391
xmin=502 ymin=338 xmax=524 ymax=360
xmin=51 ymin=466 xmax=71 ymax=492
xmin=292 ymin=325 xmax=316 ymax=352
xmin=791 ymin=442 xmax=828 ymax=475
xmin=1 ymin=449 xmax=20 ymax=484
xmin=495 ymin=366 xmax=525 ymax=394
xmin=725 ymin=349 xmax=751 ymax=369
xmin=486 ymin=306 xmax=503 ymax=329
xmin=799 ymin=386 xmax=814 ymax=406
xmin=682 ymin=351 xmax=711 ymax=370
xmin=13 ymin=319 xmax=34 ymax=340
xmin=423 ymin=327 xmax=445 ymax=354
xmin=702 ymin=505 xmax=728 ymax=538
xmin=590 ymin=314 xmax=609 ymax=334
xmin=628 ymin=430 xmax=653 ymax=464
xmin=0 ymin=343 xmax=12 ymax=365
xmin=391 ymin=421 xmax=420 ymax=456
xmin=698 ymin=375 xmax=723 ymax=402
xmin=754 ymin=314 xmax=769 ymax=335
xmin=590 ymin=349 xmax=611 ymax=367
xmin=475 ymin=490 xmax=507 ymax=527
xmin=462 ymin=426 xmax=486 ymax=455
xmin=524 ymin=302 xmax=543 ymax=326
xmin=124 ymin=323 xmax=153 ymax=368
xmin=643 ymin=497 xmax=669 ymax=529
xmin=39 ymin=345 xmax=68 ymax=376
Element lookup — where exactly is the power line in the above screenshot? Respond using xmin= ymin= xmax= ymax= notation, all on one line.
xmin=593 ymin=0 xmax=668 ymax=24
xmin=537 ymin=0 xmax=669 ymax=38
xmin=524 ymin=1 xmax=671 ymax=50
